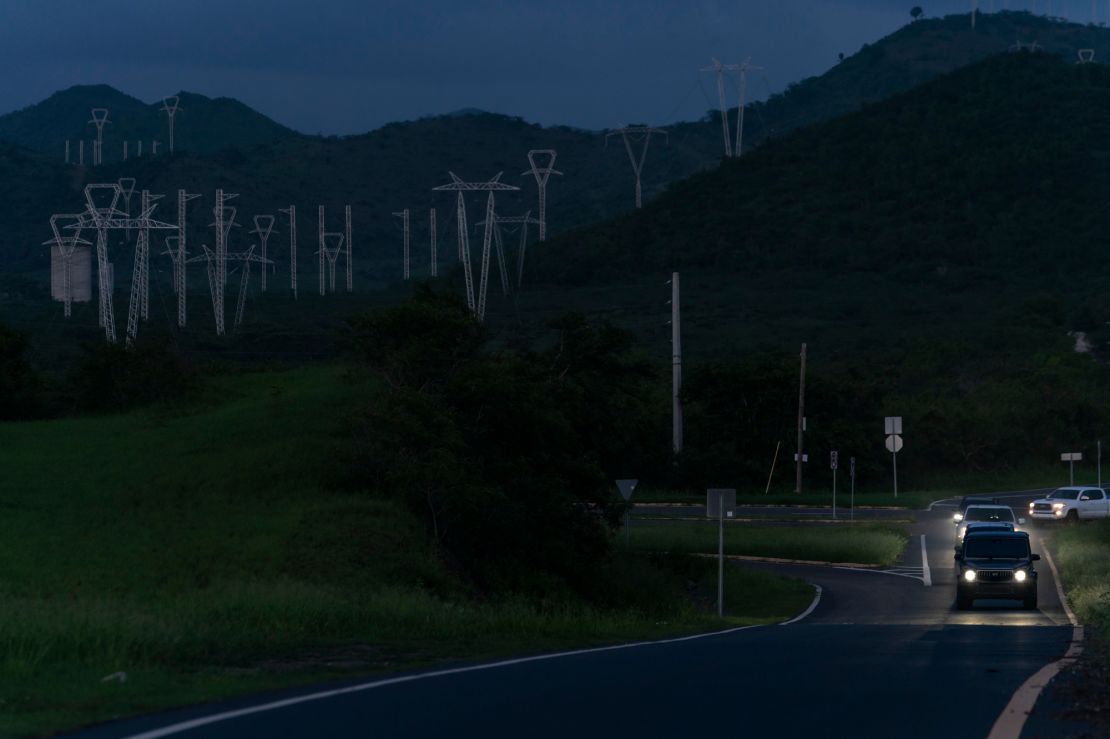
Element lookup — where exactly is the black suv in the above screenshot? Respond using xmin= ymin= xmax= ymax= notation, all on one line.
xmin=954 ymin=530 xmax=1039 ymax=610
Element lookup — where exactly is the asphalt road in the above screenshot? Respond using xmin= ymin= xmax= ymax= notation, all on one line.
xmin=73 ymin=496 xmax=1079 ymax=739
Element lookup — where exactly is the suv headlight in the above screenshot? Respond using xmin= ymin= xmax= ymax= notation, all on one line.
xmin=1014 ymin=569 xmax=1027 ymax=582
xmin=954 ymin=512 xmax=963 ymax=522
xmin=964 ymin=570 xmax=977 ymax=582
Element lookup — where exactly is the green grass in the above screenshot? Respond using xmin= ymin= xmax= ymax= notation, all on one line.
xmin=1054 ymin=520 xmax=1110 ymax=629
xmin=621 ymin=523 xmax=910 ymax=566
xmin=0 ymin=365 xmax=813 ymax=737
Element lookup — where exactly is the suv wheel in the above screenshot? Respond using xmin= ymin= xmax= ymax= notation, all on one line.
xmin=1067 ymin=510 xmax=1079 ymax=524
xmin=1023 ymin=592 xmax=1038 ymax=610
xmin=956 ymin=593 xmax=973 ymax=610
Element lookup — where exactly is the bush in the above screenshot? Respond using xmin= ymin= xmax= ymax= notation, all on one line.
xmin=66 ymin=336 xmax=197 ymax=412
xmin=0 ymin=321 xmax=43 ymax=419
xmin=347 ymin=287 xmax=657 ymax=592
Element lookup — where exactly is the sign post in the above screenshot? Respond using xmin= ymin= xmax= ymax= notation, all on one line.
xmin=849 ymin=456 xmax=856 ymax=523
xmin=616 ymin=479 xmax=638 ymax=546
xmin=1061 ymin=453 xmax=1082 ymax=486
xmin=884 ymin=416 xmax=903 ymax=498
xmin=830 ymin=451 xmax=839 ymax=520
xmin=707 ymin=488 xmax=736 ymax=617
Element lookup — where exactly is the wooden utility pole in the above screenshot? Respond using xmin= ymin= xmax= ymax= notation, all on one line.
xmin=795 ymin=343 xmax=807 ymax=493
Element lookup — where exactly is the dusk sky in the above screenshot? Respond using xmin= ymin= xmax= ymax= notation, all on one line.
xmin=0 ymin=1 xmax=1100 ymax=134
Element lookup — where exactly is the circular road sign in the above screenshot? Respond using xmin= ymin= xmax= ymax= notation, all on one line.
xmin=885 ymin=434 xmax=904 ymax=453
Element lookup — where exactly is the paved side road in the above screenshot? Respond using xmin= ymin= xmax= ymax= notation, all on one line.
xmin=72 ymin=506 xmax=1076 ymax=739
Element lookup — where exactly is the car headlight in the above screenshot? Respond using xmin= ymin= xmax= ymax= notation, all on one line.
xmin=1053 ymin=503 xmax=1066 ymax=510
xmin=954 ymin=513 xmax=963 ymax=522
xmin=964 ymin=570 xmax=977 ymax=582
xmin=1028 ymin=502 xmax=1035 ymax=510
xmin=1014 ymin=570 xmax=1027 ymax=582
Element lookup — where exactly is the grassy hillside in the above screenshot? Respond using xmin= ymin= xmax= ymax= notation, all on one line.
xmin=0 ymin=365 xmax=813 ymax=736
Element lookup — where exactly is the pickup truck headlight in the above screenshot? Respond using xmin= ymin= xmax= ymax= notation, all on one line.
xmin=954 ymin=513 xmax=963 ymax=522
xmin=964 ymin=570 xmax=977 ymax=582
xmin=1014 ymin=570 xmax=1027 ymax=582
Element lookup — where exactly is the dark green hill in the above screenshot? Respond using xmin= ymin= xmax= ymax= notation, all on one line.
xmin=535 ymin=51 xmax=1110 ymax=287
xmin=743 ymin=10 xmax=1110 ymax=147
xmin=0 ymin=84 xmax=298 ymax=158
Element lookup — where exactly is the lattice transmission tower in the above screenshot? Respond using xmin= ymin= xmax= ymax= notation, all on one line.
xmin=162 ymin=96 xmax=180 ymax=154
xmin=280 ymin=205 xmax=298 ymax=299
xmin=522 ymin=150 xmax=561 ymax=241
xmin=606 ymin=126 xmax=667 ymax=209
xmin=251 ymin=215 xmax=276 ymax=292
xmin=393 ymin=209 xmax=411 ymax=280
xmin=88 ymin=109 xmax=110 ymax=166
xmin=433 ymin=172 xmax=519 ymax=320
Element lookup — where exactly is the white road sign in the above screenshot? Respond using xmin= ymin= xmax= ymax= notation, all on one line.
xmin=830 ymin=451 xmax=839 ymax=470
xmin=1061 ymin=453 xmax=1083 ymax=462
xmin=885 ymin=434 xmax=904 ymax=454
xmin=884 ymin=416 xmax=903 ymax=435
xmin=794 ymin=453 xmax=809 ymax=462
xmin=615 ymin=479 xmax=638 ymax=501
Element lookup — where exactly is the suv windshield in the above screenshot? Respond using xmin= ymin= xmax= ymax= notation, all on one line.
xmin=965 ymin=507 xmax=1015 ymax=522
xmin=963 ymin=537 xmax=1030 ymax=559
xmin=1047 ymin=490 xmax=1080 ymax=500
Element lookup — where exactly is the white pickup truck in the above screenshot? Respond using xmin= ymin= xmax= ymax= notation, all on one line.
xmin=1028 ymin=487 xmax=1110 ymax=522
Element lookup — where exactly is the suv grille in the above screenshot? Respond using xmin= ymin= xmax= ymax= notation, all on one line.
xmin=977 ymin=570 xmax=1013 ymax=581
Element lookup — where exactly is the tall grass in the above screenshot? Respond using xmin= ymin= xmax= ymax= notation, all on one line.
xmin=1055 ymin=521 xmax=1110 ymax=629
xmin=623 ymin=523 xmax=909 ymax=566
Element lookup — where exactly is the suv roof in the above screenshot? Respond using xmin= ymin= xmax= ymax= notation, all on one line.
xmin=963 ymin=529 xmax=1028 ymax=540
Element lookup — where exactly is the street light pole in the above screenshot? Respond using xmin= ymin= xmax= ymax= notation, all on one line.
xmin=795 ymin=343 xmax=807 ymax=493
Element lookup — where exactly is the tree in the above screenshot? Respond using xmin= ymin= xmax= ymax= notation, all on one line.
xmin=911 ymin=6 xmax=924 ymax=20
xmin=0 ymin=321 xmax=43 ymax=419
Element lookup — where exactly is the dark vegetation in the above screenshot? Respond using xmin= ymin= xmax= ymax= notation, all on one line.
xmin=344 ymin=287 xmax=660 ymax=592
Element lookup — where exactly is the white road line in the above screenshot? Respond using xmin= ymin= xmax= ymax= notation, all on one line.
xmin=987 ymin=625 xmax=1084 ymax=739
xmin=116 ymin=597 xmax=829 ymax=739
xmin=1039 ymin=540 xmax=1078 ymax=627
xmin=988 ymin=535 xmax=1084 ymax=739
xmin=832 ymin=566 xmax=925 ymax=583
xmin=780 ymin=584 xmax=822 ymax=625
xmin=920 ymin=534 xmax=932 ymax=587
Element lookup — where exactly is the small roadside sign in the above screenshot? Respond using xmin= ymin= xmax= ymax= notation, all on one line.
xmin=884 ymin=416 xmax=903 ymax=435
xmin=1061 ymin=453 xmax=1082 ymax=462
xmin=830 ymin=451 xmax=839 ymax=470
xmin=706 ymin=488 xmax=737 ymax=518
xmin=615 ymin=479 xmax=638 ymax=501
xmin=885 ymin=434 xmax=904 ymax=454
xmin=793 ymin=453 xmax=809 ymax=462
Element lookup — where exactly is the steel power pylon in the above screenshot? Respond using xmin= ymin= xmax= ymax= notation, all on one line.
xmin=65 ymin=183 xmax=177 ymax=343
xmin=432 ymin=172 xmax=520 ymax=320
xmin=345 ymin=205 xmax=353 ymax=292
xmin=317 ymin=205 xmax=326 ymax=296
xmin=429 ymin=208 xmax=438 ymax=277
xmin=161 ymin=96 xmax=180 ymax=154
xmin=165 ymin=189 xmax=201 ymax=327
xmin=279 ymin=205 xmax=298 ymax=298
xmin=487 ymin=212 xmax=539 ymax=288
xmin=734 ymin=58 xmax=763 ymax=158
xmin=606 ymin=126 xmax=668 ymax=209
xmin=702 ymin=59 xmax=742 ymax=157
xmin=43 ymin=213 xmax=90 ymax=318
xmin=392 ymin=209 xmax=411 ymax=280
xmin=88 ymin=109 xmax=110 ymax=166
xmin=251 ymin=215 xmax=276 ymax=292
xmin=319 ymin=232 xmax=344 ymax=293
xmin=522 ymin=150 xmax=561 ymax=242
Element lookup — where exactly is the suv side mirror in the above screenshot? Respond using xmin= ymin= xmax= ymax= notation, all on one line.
xmin=1031 ymin=553 xmax=1041 ymax=561
xmin=1081 ymin=495 xmax=1091 ymax=501
xmin=954 ymin=552 xmax=963 ymax=561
